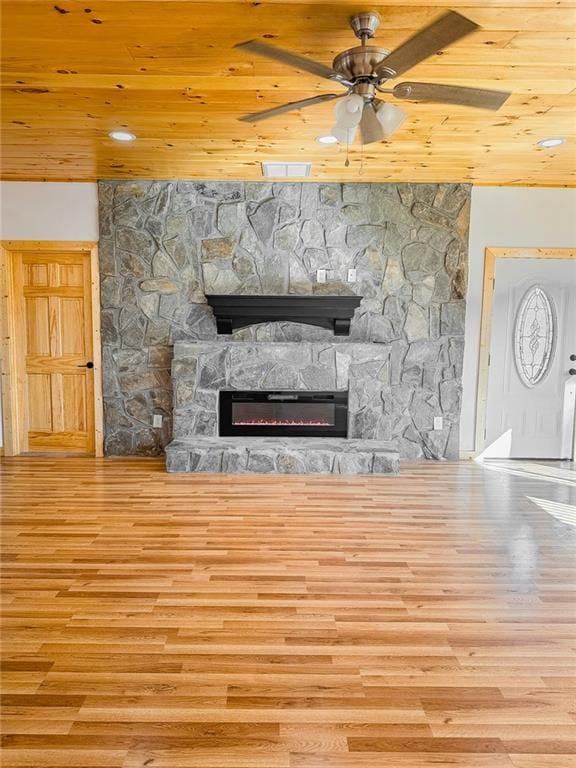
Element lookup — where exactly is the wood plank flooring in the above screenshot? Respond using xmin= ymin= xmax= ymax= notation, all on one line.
xmin=1 ymin=457 xmax=575 ymax=767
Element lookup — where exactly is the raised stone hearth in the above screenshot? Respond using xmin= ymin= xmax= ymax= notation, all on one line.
xmin=166 ymin=437 xmax=399 ymax=475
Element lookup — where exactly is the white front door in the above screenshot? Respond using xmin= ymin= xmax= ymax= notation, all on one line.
xmin=484 ymin=257 xmax=576 ymax=459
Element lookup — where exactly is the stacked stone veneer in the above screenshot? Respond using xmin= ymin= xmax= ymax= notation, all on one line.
xmin=167 ymin=341 xmax=399 ymax=474
xmin=98 ymin=180 xmax=470 ymax=459
xmin=172 ymin=342 xmax=394 ymax=441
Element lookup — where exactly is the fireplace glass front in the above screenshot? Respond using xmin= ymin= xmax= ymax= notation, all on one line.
xmin=219 ymin=391 xmax=348 ymax=438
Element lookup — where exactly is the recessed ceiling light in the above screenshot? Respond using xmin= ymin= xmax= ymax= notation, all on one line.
xmin=316 ymin=134 xmax=338 ymax=145
xmin=108 ymin=130 xmax=136 ymax=142
xmin=537 ymin=137 xmax=565 ymax=149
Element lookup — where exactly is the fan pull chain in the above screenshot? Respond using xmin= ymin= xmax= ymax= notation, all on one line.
xmin=344 ymin=138 xmax=350 ymax=168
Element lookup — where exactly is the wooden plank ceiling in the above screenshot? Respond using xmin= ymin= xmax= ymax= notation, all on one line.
xmin=1 ymin=0 xmax=575 ymax=185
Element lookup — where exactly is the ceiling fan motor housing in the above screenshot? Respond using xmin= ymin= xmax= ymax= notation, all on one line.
xmin=332 ymin=46 xmax=390 ymax=81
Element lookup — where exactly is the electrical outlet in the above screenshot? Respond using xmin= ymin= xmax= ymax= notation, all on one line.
xmin=433 ymin=416 xmax=443 ymax=431
xmin=316 ymin=269 xmax=327 ymax=284
xmin=347 ymin=268 xmax=357 ymax=283
xmin=153 ymin=414 xmax=163 ymax=428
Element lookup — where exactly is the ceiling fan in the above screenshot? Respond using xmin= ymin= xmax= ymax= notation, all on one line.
xmin=235 ymin=10 xmax=511 ymax=144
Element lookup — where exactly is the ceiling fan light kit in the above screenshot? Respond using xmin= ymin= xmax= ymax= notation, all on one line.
xmin=235 ymin=9 xmax=511 ymax=148
xmin=375 ymin=102 xmax=408 ymax=137
xmin=331 ymin=124 xmax=358 ymax=145
xmin=330 ymin=95 xmax=365 ymax=145
xmin=334 ymin=94 xmax=364 ymax=130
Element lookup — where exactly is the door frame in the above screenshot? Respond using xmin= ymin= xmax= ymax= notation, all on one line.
xmin=475 ymin=247 xmax=576 ymax=457
xmin=0 ymin=240 xmax=103 ymax=457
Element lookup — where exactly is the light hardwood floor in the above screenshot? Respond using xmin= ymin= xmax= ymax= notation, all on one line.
xmin=1 ymin=457 xmax=575 ymax=767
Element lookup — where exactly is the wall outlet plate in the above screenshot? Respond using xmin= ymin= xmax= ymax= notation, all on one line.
xmin=153 ymin=414 xmax=163 ymax=428
xmin=433 ymin=416 xmax=443 ymax=431
xmin=347 ymin=268 xmax=357 ymax=283
xmin=316 ymin=269 xmax=327 ymax=284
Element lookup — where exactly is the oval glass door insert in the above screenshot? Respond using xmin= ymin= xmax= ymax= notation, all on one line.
xmin=513 ymin=286 xmax=555 ymax=387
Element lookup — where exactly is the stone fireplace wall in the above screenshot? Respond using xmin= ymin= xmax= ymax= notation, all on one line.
xmin=98 ymin=180 xmax=470 ymax=458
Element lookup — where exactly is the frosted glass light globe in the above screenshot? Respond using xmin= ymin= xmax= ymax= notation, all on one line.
xmin=375 ymin=102 xmax=407 ymax=137
xmin=330 ymin=124 xmax=358 ymax=144
xmin=333 ymin=95 xmax=365 ymax=130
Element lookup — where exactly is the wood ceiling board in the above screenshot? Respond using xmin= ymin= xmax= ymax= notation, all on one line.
xmin=1 ymin=1 xmax=575 ymax=185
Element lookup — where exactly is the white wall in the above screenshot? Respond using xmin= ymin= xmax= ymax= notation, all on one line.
xmin=461 ymin=186 xmax=576 ymax=453
xmin=0 ymin=182 xmax=99 ymax=447
xmin=1 ymin=182 xmax=575 ymax=455
xmin=0 ymin=182 xmax=99 ymax=241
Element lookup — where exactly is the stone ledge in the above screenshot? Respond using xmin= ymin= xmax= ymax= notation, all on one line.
xmin=166 ymin=437 xmax=399 ymax=475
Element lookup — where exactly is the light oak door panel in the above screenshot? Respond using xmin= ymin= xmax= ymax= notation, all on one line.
xmin=25 ymin=296 xmax=50 ymax=355
xmin=27 ymin=374 xmax=52 ymax=431
xmin=16 ymin=251 xmax=95 ymax=453
xmin=60 ymin=298 xmax=85 ymax=354
xmin=24 ymin=262 xmax=49 ymax=287
xmin=62 ymin=374 xmax=87 ymax=432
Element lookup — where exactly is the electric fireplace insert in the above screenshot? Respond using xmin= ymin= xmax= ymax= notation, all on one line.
xmin=219 ymin=390 xmax=348 ymax=438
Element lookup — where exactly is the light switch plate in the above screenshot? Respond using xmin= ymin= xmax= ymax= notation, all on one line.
xmin=347 ymin=268 xmax=357 ymax=283
xmin=153 ymin=414 xmax=163 ymax=428
xmin=433 ymin=416 xmax=443 ymax=431
xmin=316 ymin=269 xmax=327 ymax=284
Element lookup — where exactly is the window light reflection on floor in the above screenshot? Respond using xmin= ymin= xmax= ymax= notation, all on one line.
xmin=479 ymin=460 xmax=576 ymax=488
xmin=527 ymin=496 xmax=576 ymax=527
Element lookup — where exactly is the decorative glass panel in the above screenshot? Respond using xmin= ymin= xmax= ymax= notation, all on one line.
xmin=513 ymin=286 xmax=555 ymax=387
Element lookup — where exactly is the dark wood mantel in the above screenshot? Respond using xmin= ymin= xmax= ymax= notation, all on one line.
xmin=205 ymin=295 xmax=362 ymax=336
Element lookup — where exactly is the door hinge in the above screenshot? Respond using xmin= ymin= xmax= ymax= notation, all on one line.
xmin=488 ymin=354 xmax=491 ymax=366
xmin=492 ymin=277 xmax=495 ymax=290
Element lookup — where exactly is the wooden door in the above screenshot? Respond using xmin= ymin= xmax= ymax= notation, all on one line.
xmin=14 ymin=250 xmax=96 ymax=453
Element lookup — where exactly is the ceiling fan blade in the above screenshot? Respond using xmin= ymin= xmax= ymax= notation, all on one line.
xmin=359 ymin=103 xmax=384 ymax=144
xmin=238 ymin=93 xmax=343 ymax=123
xmin=393 ymin=81 xmax=511 ymax=110
xmin=235 ymin=40 xmax=349 ymax=84
xmin=375 ymin=11 xmax=479 ymax=79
